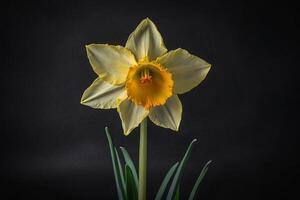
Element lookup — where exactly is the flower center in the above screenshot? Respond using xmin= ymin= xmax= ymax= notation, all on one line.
xmin=125 ymin=61 xmax=173 ymax=110
xmin=140 ymin=68 xmax=152 ymax=84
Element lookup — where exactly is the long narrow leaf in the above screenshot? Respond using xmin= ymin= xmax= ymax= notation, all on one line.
xmin=105 ymin=127 xmax=125 ymax=200
xmin=166 ymin=139 xmax=197 ymax=200
xmin=115 ymin=147 xmax=126 ymax=197
xmin=125 ymin=164 xmax=138 ymax=200
xmin=188 ymin=160 xmax=212 ymax=200
xmin=154 ymin=162 xmax=179 ymax=200
xmin=174 ymin=184 xmax=180 ymax=200
xmin=120 ymin=147 xmax=139 ymax=189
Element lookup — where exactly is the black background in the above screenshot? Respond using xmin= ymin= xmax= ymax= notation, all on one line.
xmin=1 ymin=0 xmax=299 ymax=199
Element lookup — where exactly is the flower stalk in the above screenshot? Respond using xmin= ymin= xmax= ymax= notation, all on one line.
xmin=138 ymin=117 xmax=147 ymax=200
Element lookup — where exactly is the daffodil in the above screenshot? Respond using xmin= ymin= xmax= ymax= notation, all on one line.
xmin=81 ymin=18 xmax=211 ymax=135
xmin=81 ymin=18 xmax=212 ymax=200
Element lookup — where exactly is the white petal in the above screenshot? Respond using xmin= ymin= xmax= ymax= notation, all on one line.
xmin=125 ymin=18 xmax=167 ymax=61
xmin=81 ymin=78 xmax=125 ymax=109
xmin=149 ymin=95 xmax=182 ymax=131
xmin=157 ymin=48 xmax=211 ymax=94
xmin=117 ymin=98 xmax=149 ymax=135
xmin=86 ymin=44 xmax=137 ymax=85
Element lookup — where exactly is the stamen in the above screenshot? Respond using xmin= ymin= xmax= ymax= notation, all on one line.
xmin=140 ymin=68 xmax=152 ymax=84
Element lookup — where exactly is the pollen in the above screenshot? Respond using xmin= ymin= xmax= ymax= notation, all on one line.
xmin=140 ymin=68 xmax=152 ymax=84
xmin=126 ymin=61 xmax=173 ymax=110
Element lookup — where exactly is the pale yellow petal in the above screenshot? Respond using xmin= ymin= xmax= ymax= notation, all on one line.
xmin=157 ymin=48 xmax=211 ymax=94
xmin=149 ymin=95 xmax=182 ymax=131
xmin=81 ymin=78 xmax=125 ymax=109
xmin=86 ymin=44 xmax=137 ymax=85
xmin=125 ymin=18 xmax=167 ymax=62
xmin=117 ymin=98 xmax=149 ymax=135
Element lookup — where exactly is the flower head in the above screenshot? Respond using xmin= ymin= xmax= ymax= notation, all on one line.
xmin=81 ymin=18 xmax=211 ymax=135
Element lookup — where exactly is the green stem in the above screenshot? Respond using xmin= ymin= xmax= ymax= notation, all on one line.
xmin=138 ymin=117 xmax=147 ymax=200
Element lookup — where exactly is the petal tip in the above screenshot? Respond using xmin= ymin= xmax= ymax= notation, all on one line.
xmin=123 ymin=127 xmax=133 ymax=136
xmin=145 ymin=17 xmax=153 ymax=23
xmin=141 ymin=17 xmax=151 ymax=23
xmin=85 ymin=44 xmax=93 ymax=50
xmin=80 ymin=95 xmax=86 ymax=105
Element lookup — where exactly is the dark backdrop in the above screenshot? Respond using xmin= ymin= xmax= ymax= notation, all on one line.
xmin=1 ymin=1 xmax=299 ymax=199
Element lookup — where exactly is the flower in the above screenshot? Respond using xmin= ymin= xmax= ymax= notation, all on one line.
xmin=81 ymin=18 xmax=211 ymax=135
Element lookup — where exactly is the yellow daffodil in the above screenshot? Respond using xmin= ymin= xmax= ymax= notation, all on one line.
xmin=81 ymin=18 xmax=211 ymax=135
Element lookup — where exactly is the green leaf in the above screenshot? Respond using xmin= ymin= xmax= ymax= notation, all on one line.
xmin=125 ymin=164 xmax=138 ymax=200
xmin=154 ymin=162 xmax=179 ymax=200
xmin=166 ymin=139 xmax=197 ymax=200
xmin=188 ymin=160 xmax=212 ymax=200
xmin=174 ymin=184 xmax=180 ymax=200
xmin=105 ymin=127 xmax=125 ymax=200
xmin=120 ymin=147 xmax=139 ymax=190
xmin=115 ymin=147 xmax=126 ymax=197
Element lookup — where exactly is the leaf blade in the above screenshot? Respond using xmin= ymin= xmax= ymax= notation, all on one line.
xmin=154 ymin=162 xmax=179 ymax=200
xmin=125 ymin=164 xmax=138 ymax=200
xmin=174 ymin=184 xmax=180 ymax=200
xmin=105 ymin=127 xmax=125 ymax=200
xmin=166 ymin=139 xmax=197 ymax=200
xmin=188 ymin=160 xmax=212 ymax=200
xmin=120 ymin=147 xmax=139 ymax=190
xmin=115 ymin=147 xmax=126 ymax=197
